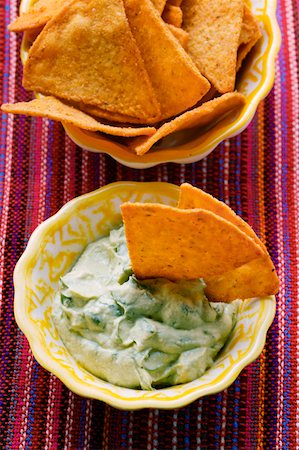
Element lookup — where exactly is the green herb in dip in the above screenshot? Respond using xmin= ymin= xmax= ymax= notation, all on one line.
xmin=52 ymin=226 xmax=239 ymax=390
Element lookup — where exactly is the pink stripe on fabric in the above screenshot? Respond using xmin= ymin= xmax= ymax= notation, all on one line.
xmin=127 ymin=410 xmax=134 ymax=450
xmin=27 ymin=120 xmax=43 ymax=233
xmin=152 ymin=409 xmax=159 ymax=450
xmin=83 ymin=399 xmax=92 ymax=450
xmin=281 ymin=0 xmax=299 ymax=443
xmin=273 ymin=62 xmax=285 ymax=450
xmin=63 ymin=135 xmax=77 ymax=203
xmin=82 ymin=150 xmax=89 ymax=193
xmin=245 ymin=124 xmax=254 ymax=227
xmin=14 ymin=352 xmax=34 ymax=450
xmin=0 ymin=0 xmax=17 ymax=305
xmin=45 ymin=375 xmax=63 ymax=450
xmin=172 ymin=410 xmax=178 ymax=449
xmin=220 ymin=390 xmax=228 ymax=449
xmin=37 ymin=120 xmax=49 ymax=224
xmin=245 ymin=365 xmax=254 ymax=449
xmin=179 ymin=164 xmax=186 ymax=185
xmin=102 ymin=404 xmax=111 ymax=450
xmin=201 ymin=157 xmax=207 ymax=190
xmin=98 ymin=154 xmax=106 ymax=186
xmin=196 ymin=399 xmax=203 ymax=447
xmin=223 ymin=140 xmax=230 ymax=204
xmin=63 ymin=391 xmax=75 ymax=449
xmin=161 ymin=164 xmax=168 ymax=182
xmin=147 ymin=410 xmax=154 ymax=449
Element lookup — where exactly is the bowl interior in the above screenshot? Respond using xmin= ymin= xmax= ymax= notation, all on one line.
xmin=20 ymin=0 xmax=280 ymax=167
xmin=14 ymin=182 xmax=276 ymax=409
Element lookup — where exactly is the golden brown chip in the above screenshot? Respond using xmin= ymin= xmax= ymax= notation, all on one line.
xmin=162 ymin=4 xmax=183 ymax=27
xmin=237 ymin=4 xmax=262 ymax=71
xmin=151 ymin=0 xmax=167 ymax=13
xmin=178 ymin=183 xmax=279 ymax=300
xmin=130 ymin=92 xmax=245 ymax=155
xmin=124 ymin=0 xmax=210 ymax=122
xmin=121 ymin=202 xmax=263 ymax=280
xmin=178 ymin=182 xmax=264 ymax=249
xmin=167 ymin=24 xmax=189 ymax=48
xmin=1 ymin=97 xmax=156 ymax=137
xmin=205 ymin=255 xmax=280 ymax=301
xmin=8 ymin=0 xmax=69 ymax=32
xmin=23 ymin=0 xmax=161 ymax=122
xmin=182 ymin=0 xmax=244 ymax=93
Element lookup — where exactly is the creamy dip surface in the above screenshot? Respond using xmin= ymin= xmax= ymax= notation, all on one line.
xmin=52 ymin=226 xmax=239 ymax=390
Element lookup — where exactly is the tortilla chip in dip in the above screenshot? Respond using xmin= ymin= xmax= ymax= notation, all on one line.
xmin=121 ymin=202 xmax=263 ymax=281
xmin=205 ymin=254 xmax=279 ymax=301
xmin=130 ymin=92 xmax=245 ymax=155
xmin=181 ymin=0 xmax=244 ymax=93
xmin=178 ymin=183 xmax=279 ymax=300
xmin=178 ymin=182 xmax=264 ymax=249
xmin=1 ymin=97 xmax=157 ymax=137
xmin=124 ymin=0 xmax=210 ymax=121
xmin=23 ymin=0 xmax=161 ymax=122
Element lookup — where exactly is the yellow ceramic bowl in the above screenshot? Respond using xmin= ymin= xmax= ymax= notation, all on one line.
xmin=20 ymin=0 xmax=281 ymax=168
xmin=14 ymin=182 xmax=276 ymax=409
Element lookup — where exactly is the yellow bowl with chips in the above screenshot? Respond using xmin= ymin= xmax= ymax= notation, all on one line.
xmin=19 ymin=0 xmax=281 ymax=168
xmin=14 ymin=181 xmax=276 ymax=409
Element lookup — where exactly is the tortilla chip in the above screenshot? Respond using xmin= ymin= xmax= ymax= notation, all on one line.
xmin=162 ymin=4 xmax=183 ymax=27
xmin=1 ymin=97 xmax=156 ymax=137
xmin=124 ymin=0 xmax=210 ymax=121
xmin=167 ymin=24 xmax=189 ymax=48
xmin=178 ymin=183 xmax=279 ymax=300
xmin=237 ymin=4 xmax=262 ymax=71
xmin=178 ymin=183 xmax=265 ymax=250
xmin=23 ymin=0 xmax=161 ymax=122
xmin=151 ymin=0 xmax=167 ymax=13
xmin=182 ymin=0 xmax=243 ymax=93
xmin=205 ymin=255 xmax=280 ymax=301
xmin=8 ymin=0 xmax=68 ymax=32
xmin=121 ymin=202 xmax=263 ymax=280
xmin=130 ymin=92 xmax=245 ymax=155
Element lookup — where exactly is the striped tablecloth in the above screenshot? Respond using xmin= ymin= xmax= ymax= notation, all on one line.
xmin=1 ymin=0 xmax=298 ymax=448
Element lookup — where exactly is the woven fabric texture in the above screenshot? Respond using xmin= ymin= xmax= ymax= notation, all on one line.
xmin=0 ymin=0 xmax=298 ymax=448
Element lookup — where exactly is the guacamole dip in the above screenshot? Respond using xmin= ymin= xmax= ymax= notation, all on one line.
xmin=52 ymin=226 xmax=239 ymax=389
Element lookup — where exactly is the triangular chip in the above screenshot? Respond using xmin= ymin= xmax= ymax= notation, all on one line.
xmin=162 ymin=4 xmax=183 ymax=27
xmin=8 ymin=0 xmax=69 ymax=32
xmin=121 ymin=202 xmax=263 ymax=280
xmin=23 ymin=0 xmax=161 ymax=122
xmin=124 ymin=0 xmax=210 ymax=121
xmin=178 ymin=183 xmax=265 ymax=249
xmin=129 ymin=92 xmax=245 ymax=155
xmin=237 ymin=4 xmax=262 ymax=71
xmin=181 ymin=0 xmax=244 ymax=93
xmin=1 ymin=97 xmax=156 ymax=137
xmin=205 ymin=255 xmax=279 ymax=301
xmin=178 ymin=183 xmax=279 ymax=300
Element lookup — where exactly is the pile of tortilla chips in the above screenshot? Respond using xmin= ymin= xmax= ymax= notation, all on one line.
xmin=2 ymin=0 xmax=261 ymax=155
xmin=121 ymin=183 xmax=279 ymax=302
